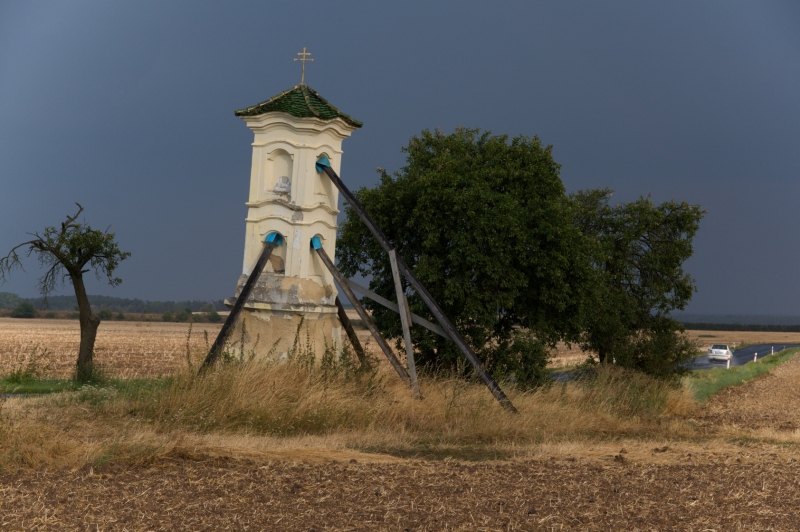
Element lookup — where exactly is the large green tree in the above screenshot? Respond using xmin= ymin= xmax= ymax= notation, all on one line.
xmin=0 ymin=204 xmax=130 ymax=382
xmin=337 ymin=128 xmax=592 ymax=385
xmin=571 ymin=189 xmax=703 ymax=377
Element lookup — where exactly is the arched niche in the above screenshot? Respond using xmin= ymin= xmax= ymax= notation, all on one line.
xmin=261 ymin=230 xmax=286 ymax=275
xmin=265 ymin=149 xmax=294 ymax=199
xmin=314 ymin=152 xmax=335 ymax=204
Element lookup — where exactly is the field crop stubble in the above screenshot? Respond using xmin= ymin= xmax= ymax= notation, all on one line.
xmin=0 ymin=318 xmax=221 ymax=378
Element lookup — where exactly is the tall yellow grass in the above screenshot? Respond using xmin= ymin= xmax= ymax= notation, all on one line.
xmin=92 ymin=360 xmax=695 ymax=450
xmin=0 ymin=360 xmax=696 ymax=470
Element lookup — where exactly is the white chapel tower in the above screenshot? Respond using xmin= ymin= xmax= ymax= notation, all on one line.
xmin=225 ymin=71 xmax=362 ymax=358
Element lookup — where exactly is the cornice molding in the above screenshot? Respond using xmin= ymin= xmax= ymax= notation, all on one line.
xmin=244 ymin=214 xmax=338 ymax=230
xmin=245 ymin=197 xmax=339 ymax=215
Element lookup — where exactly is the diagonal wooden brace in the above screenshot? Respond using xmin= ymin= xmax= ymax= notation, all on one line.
xmin=311 ymin=238 xmax=412 ymax=388
xmin=201 ymin=233 xmax=281 ymax=371
xmin=335 ymin=296 xmax=368 ymax=368
xmin=315 ymin=158 xmax=517 ymax=413
xmin=344 ymin=279 xmax=448 ymax=338
xmin=390 ymin=249 xmax=421 ymax=399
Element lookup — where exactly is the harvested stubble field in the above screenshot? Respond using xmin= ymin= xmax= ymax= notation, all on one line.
xmin=0 ymin=318 xmax=222 ymax=378
xmin=7 ymin=314 xmax=799 ymax=374
xmin=3 ymin=320 xmax=800 ymax=529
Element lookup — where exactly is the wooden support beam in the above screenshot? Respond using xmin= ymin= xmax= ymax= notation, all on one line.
xmin=390 ymin=249 xmax=421 ymax=399
xmin=312 ymin=241 xmax=412 ymax=388
xmin=317 ymin=162 xmax=517 ymax=413
xmin=335 ymin=296 xmax=368 ymax=368
xmin=344 ymin=279 xmax=448 ymax=339
xmin=201 ymin=236 xmax=280 ymax=371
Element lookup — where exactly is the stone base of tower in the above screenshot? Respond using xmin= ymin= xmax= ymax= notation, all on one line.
xmin=221 ymin=308 xmax=342 ymax=363
xmin=223 ymin=273 xmax=342 ymax=362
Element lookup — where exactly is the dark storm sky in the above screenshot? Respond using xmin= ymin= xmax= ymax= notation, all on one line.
xmin=1 ymin=1 xmax=799 ymax=315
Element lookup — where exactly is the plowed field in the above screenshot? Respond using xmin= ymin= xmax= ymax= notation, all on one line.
xmin=2 ymin=456 xmax=800 ymax=531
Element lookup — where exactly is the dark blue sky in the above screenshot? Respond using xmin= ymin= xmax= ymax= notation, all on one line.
xmin=1 ymin=1 xmax=799 ymax=315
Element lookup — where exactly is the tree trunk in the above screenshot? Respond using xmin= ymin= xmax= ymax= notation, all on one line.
xmin=71 ymin=273 xmax=100 ymax=382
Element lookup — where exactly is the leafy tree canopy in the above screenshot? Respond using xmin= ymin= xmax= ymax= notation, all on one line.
xmin=11 ymin=302 xmax=36 ymax=318
xmin=337 ymin=128 xmax=592 ymax=385
xmin=571 ymin=189 xmax=704 ymax=377
xmin=0 ymin=292 xmax=23 ymax=309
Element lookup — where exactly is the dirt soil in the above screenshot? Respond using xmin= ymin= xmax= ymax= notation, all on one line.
xmin=4 ymin=330 xmax=800 ymax=529
xmin=699 ymin=347 xmax=800 ymax=435
xmin=3 ymin=456 xmax=800 ymax=531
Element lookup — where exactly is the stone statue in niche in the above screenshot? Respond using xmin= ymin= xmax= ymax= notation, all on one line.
xmin=273 ymin=175 xmax=291 ymax=196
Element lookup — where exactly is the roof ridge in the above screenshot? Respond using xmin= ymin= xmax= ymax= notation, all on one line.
xmin=234 ymin=85 xmax=362 ymax=128
xmin=300 ymin=85 xmax=321 ymax=118
xmin=305 ymin=86 xmax=343 ymax=115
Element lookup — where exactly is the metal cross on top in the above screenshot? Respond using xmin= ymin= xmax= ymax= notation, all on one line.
xmin=294 ymin=47 xmax=313 ymax=85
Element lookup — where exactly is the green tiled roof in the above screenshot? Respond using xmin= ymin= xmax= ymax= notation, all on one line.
xmin=234 ymin=84 xmax=362 ymax=128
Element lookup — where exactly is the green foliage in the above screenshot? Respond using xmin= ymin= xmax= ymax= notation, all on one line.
xmin=0 ymin=379 xmax=74 ymax=394
xmin=207 ymin=310 xmax=222 ymax=323
xmin=571 ymin=189 xmax=704 ymax=377
xmin=0 ymin=292 xmax=23 ymax=309
xmin=162 ymin=311 xmax=174 ymax=322
xmin=98 ymin=308 xmax=113 ymax=320
xmin=0 ymin=292 xmax=225 ymax=314
xmin=689 ymin=348 xmax=798 ymax=402
xmin=0 ymin=204 xmax=130 ymax=300
xmin=337 ymin=128 xmax=592 ymax=386
xmin=116 ymin=312 xmax=125 ymax=320
xmin=11 ymin=302 xmax=36 ymax=318
xmin=337 ymin=128 xmax=704 ymax=384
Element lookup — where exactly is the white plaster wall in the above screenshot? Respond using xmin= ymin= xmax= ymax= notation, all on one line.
xmin=238 ymin=112 xmax=357 ymax=302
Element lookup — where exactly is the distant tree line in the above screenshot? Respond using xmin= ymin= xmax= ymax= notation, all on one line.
xmin=682 ymin=322 xmax=800 ymax=333
xmin=0 ymin=292 xmax=224 ymax=314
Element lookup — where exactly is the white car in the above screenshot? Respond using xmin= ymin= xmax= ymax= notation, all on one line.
xmin=708 ymin=344 xmax=733 ymax=361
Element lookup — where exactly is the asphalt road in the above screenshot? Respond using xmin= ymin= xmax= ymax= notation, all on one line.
xmin=550 ymin=343 xmax=800 ymax=382
xmin=689 ymin=343 xmax=800 ymax=370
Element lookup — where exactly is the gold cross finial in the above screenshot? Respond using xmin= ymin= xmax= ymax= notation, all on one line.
xmin=294 ymin=47 xmax=314 ymax=85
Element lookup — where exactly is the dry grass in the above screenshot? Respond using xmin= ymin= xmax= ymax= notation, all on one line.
xmin=120 ymin=362 xmax=697 ymax=443
xmin=0 ymin=318 xmax=221 ymax=378
xmin=0 ymin=357 xmax=698 ymax=473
